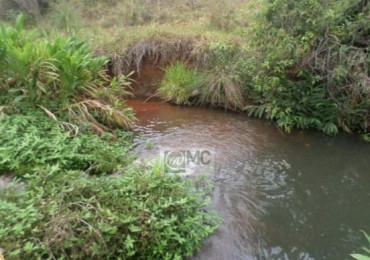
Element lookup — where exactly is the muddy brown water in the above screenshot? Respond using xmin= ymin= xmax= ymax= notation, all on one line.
xmin=128 ymin=99 xmax=370 ymax=260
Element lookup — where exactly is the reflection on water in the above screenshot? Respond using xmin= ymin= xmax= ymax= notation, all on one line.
xmin=128 ymin=99 xmax=370 ymax=260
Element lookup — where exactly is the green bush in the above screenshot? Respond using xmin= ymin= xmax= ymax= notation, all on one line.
xmin=0 ymin=111 xmax=133 ymax=176
xmin=242 ymin=0 xmax=370 ymax=135
xmin=0 ymin=110 xmax=220 ymax=259
xmin=0 ymin=168 xmax=220 ymax=259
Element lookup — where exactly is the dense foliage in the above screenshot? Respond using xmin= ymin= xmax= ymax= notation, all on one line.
xmin=243 ymin=0 xmax=369 ymax=136
xmin=156 ymin=0 xmax=369 ymax=137
xmin=0 ymin=101 xmax=220 ymax=260
xmin=0 ymin=112 xmax=133 ymax=176
xmin=0 ymin=163 xmax=220 ymax=259
xmin=0 ymin=15 xmax=135 ymax=134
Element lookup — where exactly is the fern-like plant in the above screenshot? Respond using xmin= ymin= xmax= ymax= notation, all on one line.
xmin=0 ymin=14 xmax=135 ymax=133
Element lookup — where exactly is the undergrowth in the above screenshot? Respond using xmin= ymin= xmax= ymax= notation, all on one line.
xmin=0 ymin=111 xmax=133 ymax=176
xmin=0 ymin=104 xmax=220 ymax=259
xmin=242 ymin=0 xmax=370 ymax=136
xmin=0 ymin=166 xmax=220 ymax=259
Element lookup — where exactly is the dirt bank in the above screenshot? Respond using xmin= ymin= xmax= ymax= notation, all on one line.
xmin=107 ymin=36 xmax=209 ymax=99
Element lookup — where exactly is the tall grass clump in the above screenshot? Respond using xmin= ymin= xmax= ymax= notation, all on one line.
xmin=46 ymin=0 xmax=82 ymax=30
xmin=158 ymin=62 xmax=206 ymax=106
xmin=199 ymin=41 xmax=244 ymax=110
xmin=0 ymin=15 xmax=135 ymax=133
xmin=157 ymin=43 xmax=245 ymax=110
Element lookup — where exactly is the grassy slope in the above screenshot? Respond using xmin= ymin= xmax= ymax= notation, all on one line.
xmin=34 ymin=0 xmax=250 ymax=52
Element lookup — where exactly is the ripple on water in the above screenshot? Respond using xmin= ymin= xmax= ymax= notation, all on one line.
xmin=127 ymin=99 xmax=370 ymax=260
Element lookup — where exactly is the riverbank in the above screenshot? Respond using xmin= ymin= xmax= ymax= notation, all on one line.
xmin=1 ymin=0 xmax=368 ymax=138
xmin=0 ymin=19 xmax=220 ymax=259
xmin=0 ymin=0 xmax=369 ymax=259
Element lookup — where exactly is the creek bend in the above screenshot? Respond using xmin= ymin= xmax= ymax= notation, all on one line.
xmin=128 ymin=99 xmax=370 ymax=260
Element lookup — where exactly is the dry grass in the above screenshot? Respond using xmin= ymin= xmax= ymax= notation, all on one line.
xmin=200 ymin=70 xmax=244 ymax=110
xmin=88 ymin=20 xmax=243 ymax=55
xmin=117 ymin=36 xmax=208 ymax=75
xmin=24 ymin=0 xmax=248 ymax=53
xmin=64 ymin=99 xmax=135 ymax=135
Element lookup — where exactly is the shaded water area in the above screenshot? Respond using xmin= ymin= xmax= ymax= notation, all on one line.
xmin=128 ymin=99 xmax=370 ymax=260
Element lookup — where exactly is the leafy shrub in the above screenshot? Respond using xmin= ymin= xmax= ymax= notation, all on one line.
xmin=242 ymin=0 xmax=370 ymax=135
xmin=0 ymin=168 xmax=220 ymax=259
xmin=245 ymin=76 xmax=340 ymax=135
xmin=0 ymin=111 xmax=133 ymax=176
xmin=158 ymin=62 xmax=206 ymax=106
xmin=0 ymin=15 xmax=135 ymax=133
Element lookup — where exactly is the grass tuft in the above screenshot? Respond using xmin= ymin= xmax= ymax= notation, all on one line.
xmin=158 ymin=62 xmax=206 ymax=105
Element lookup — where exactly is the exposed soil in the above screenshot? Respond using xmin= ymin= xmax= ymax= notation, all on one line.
xmin=107 ymin=37 xmax=208 ymax=99
xmin=131 ymin=58 xmax=164 ymax=99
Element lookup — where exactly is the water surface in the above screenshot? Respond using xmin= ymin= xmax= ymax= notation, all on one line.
xmin=128 ymin=99 xmax=370 ymax=260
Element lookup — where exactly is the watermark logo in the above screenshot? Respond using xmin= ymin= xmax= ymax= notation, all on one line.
xmin=163 ymin=149 xmax=213 ymax=174
xmin=0 ymin=247 xmax=4 ymax=260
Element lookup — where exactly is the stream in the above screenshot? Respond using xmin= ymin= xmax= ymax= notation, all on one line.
xmin=128 ymin=99 xmax=370 ymax=260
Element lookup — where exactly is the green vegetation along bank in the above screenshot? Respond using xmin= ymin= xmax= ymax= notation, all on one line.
xmin=1 ymin=0 xmax=368 ymax=138
xmin=154 ymin=0 xmax=369 ymax=138
xmin=0 ymin=17 xmax=220 ymax=259
xmin=0 ymin=0 xmax=369 ymax=258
